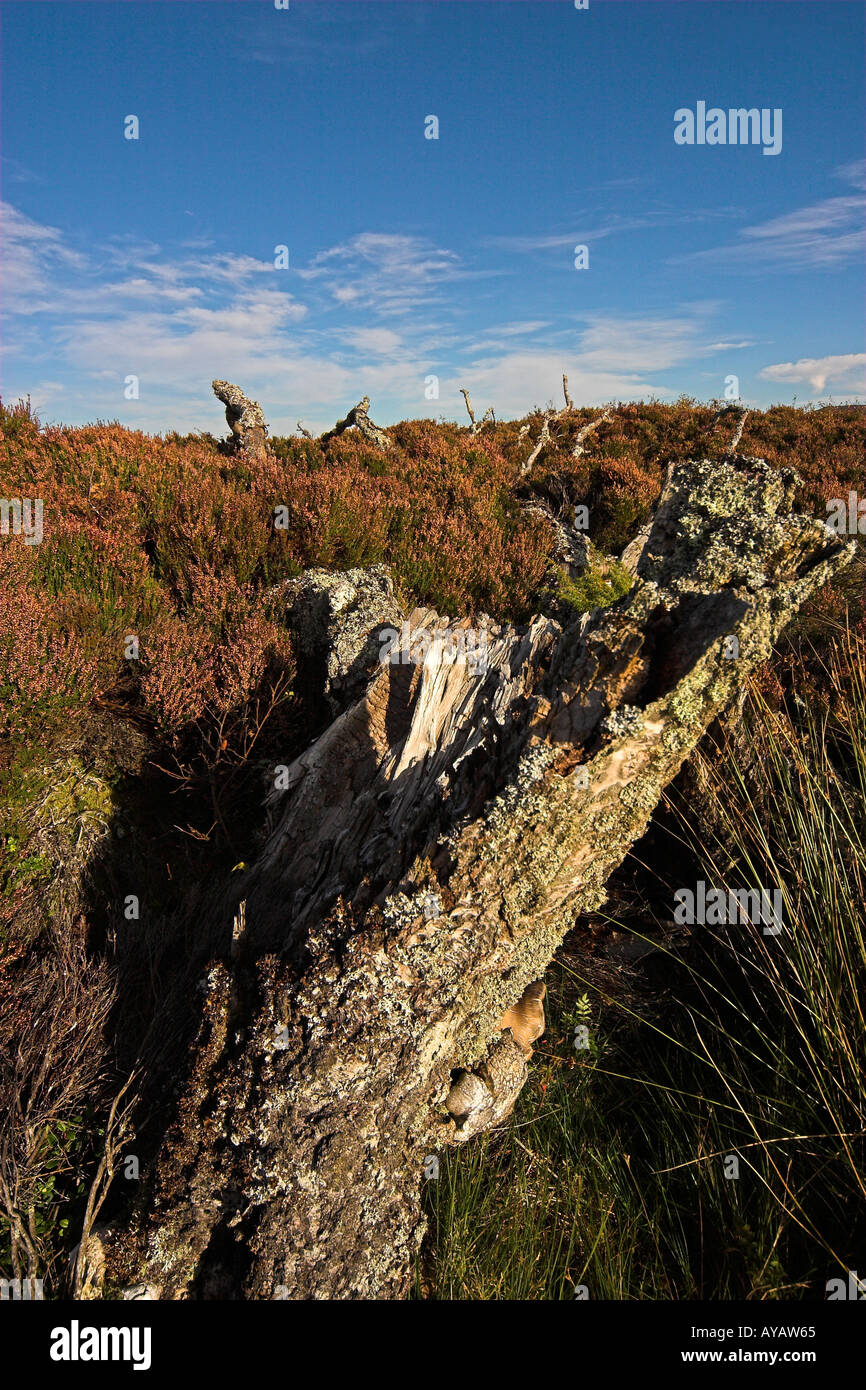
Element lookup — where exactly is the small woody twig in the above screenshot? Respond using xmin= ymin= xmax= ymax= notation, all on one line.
xmin=69 ymin=1072 xmax=138 ymax=1298
xmin=520 ymin=382 xmax=612 ymax=475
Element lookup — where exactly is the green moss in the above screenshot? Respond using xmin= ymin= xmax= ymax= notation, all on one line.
xmin=0 ymin=755 xmax=115 ymax=911
xmin=556 ymin=558 xmax=634 ymax=615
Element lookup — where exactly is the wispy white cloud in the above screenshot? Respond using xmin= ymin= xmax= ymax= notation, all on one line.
xmin=1 ymin=202 xmax=88 ymax=305
xmin=2 ymin=201 xmax=849 ymax=433
xmin=675 ymin=162 xmax=866 ymax=271
xmin=1 ymin=156 xmax=44 ymax=186
xmin=447 ymin=351 xmax=672 ymax=417
xmin=451 ymin=307 xmax=749 ymax=417
xmin=339 ymin=326 xmax=404 ymax=357
xmin=294 ymin=231 xmax=495 ymax=317
xmin=239 ymin=2 xmax=413 ymax=68
xmin=759 ymin=353 xmax=866 ymax=395
xmin=459 ymin=320 xmax=553 ymax=354
xmin=202 ymin=253 xmax=279 ymax=285
xmin=487 ymin=208 xmax=742 ymax=255
xmin=570 ymin=311 xmax=718 ymax=374
xmin=835 ymin=158 xmax=866 ymax=190
xmin=705 ymin=340 xmax=759 ymax=351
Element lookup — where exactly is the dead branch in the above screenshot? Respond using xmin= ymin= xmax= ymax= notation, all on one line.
xmin=710 ymin=402 xmax=750 ymax=455
xmin=320 ymin=397 xmax=391 ymax=450
xmin=572 ymin=405 xmax=613 ymax=458
xmin=69 ymin=1072 xmax=138 ymax=1299
xmin=460 ymin=389 xmax=495 ymax=435
xmin=521 ymin=410 xmax=556 ymax=475
xmin=520 ymin=383 xmax=608 ymax=475
xmin=728 ymin=409 xmax=750 ymax=454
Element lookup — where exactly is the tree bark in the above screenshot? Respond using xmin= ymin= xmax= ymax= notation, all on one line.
xmin=100 ymin=454 xmax=852 ymax=1300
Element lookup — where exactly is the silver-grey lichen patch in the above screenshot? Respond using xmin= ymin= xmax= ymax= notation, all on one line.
xmin=619 ymin=776 xmax=660 ymax=812
xmin=485 ymin=740 xmax=560 ymax=835
xmin=600 ymin=705 xmax=645 ymax=739
xmin=668 ymin=685 xmax=706 ymax=726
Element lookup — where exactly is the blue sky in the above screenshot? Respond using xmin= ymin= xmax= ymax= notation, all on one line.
xmin=2 ymin=0 xmax=864 ymax=435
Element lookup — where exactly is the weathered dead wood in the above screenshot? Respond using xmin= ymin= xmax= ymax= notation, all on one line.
xmin=572 ymin=405 xmax=613 ymax=457
xmin=460 ymin=388 xmax=495 ymax=434
xmin=99 ymin=454 xmax=853 ymax=1302
xmin=710 ymin=402 xmax=751 ymax=456
xmin=521 ymin=410 xmax=556 ymax=474
xmin=519 ymin=383 xmax=611 ymax=474
xmin=727 ymin=408 xmax=750 ymax=454
xmin=211 ymin=380 xmax=269 ymax=462
xmin=320 ymin=396 xmax=391 ymax=449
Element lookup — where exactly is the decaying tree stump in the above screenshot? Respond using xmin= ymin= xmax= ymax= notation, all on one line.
xmin=212 ymin=380 xmax=270 ymax=462
xmin=99 ymin=453 xmax=853 ymax=1300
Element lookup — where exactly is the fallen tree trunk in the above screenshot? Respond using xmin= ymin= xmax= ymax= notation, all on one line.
xmin=100 ymin=454 xmax=852 ymax=1300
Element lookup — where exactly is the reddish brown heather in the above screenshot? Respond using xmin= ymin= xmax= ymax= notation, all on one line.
xmin=1 ymin=396 xmax=863 ymax=751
